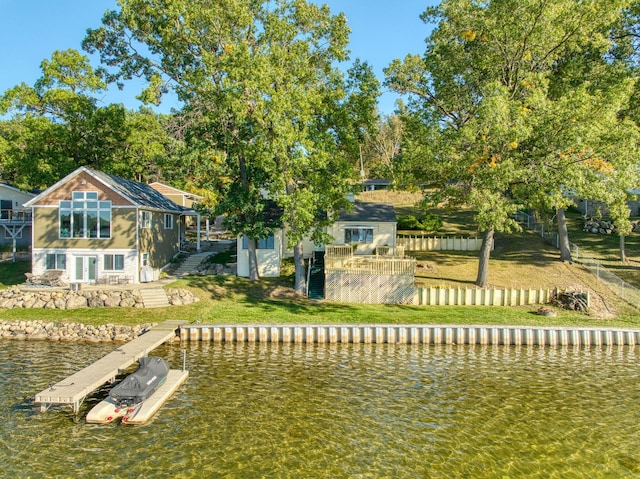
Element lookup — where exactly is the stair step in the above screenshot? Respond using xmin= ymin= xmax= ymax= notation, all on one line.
xmin=139 ymin=289 xmax=170 ymax=308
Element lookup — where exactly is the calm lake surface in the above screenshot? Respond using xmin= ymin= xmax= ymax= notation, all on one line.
xmin=1 ymin=339 xmax=640 ymax=478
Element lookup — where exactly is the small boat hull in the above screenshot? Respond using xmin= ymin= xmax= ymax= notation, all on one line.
xmin=86 ymin=370 xmax=188 ymax=425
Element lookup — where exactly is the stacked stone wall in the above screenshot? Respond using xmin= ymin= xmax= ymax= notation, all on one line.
xmin=0 ymin=287 xmax=198 ymax=310
xmin=0 ymin=320 xmax=155 ymax=342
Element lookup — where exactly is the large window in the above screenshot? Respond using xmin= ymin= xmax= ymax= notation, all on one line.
xmin=45 ymin=253 xmax=66 ymax=270
xmin=103 ymin=254 xmax=125 ymax=271
xmin=241 ymin=235 xmax=275 ymax=250
xmin=345 ymin=228 xmax=373 ymax=244
xmin=59 ymin=192 xmax=111 ymax=239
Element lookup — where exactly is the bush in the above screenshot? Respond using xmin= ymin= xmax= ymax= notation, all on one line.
xmin=397 ymin=215 xmax=421 ymax=230
xmin=397 ymin=214 xmax=443 ymax=232
xmin=420 ymin=213 xmax=443 ymax=232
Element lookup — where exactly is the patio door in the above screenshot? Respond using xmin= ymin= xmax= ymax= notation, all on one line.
xmin=74 ymin=256 xmax=97 ymax=283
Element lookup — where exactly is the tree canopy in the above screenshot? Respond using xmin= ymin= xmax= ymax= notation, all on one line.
xmin=84 ymin=0 xmax=379 ymax=287
xmin=386 ymin=0 xmax=640 ymax=286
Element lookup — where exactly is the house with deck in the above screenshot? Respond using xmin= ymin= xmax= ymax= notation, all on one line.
xmin=0 ymin=183 xmax=35 ymax=258
xmin=25 ymin=167 xmax=189 ymax=285
xmin=236 ymin=201 xmax=399 ymax=278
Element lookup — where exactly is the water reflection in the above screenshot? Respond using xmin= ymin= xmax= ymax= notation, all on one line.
xmin=1 ymin=340 xmax=640 ymax=478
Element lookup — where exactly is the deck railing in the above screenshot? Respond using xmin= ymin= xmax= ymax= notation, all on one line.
xmin=0 ymin=208 xmax=32 ymax=223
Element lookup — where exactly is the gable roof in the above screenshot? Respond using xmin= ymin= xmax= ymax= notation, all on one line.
xmin=148 ymin=182 xmax=203 ymax=200
xmin=337 ymin=202 xmax=396 ymax=223
xmin=25 ymin=167 xmax=186 ymax=212
xmin=0 ymin=182 xmax=36 ymax=197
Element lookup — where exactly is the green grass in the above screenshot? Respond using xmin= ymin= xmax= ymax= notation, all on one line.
xmin=563 ymin=208 xmax=640 ymax=287
xmin=2 ymin=270 xmax=639 ymax=329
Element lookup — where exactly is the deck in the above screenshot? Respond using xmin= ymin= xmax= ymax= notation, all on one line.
xmin=34 ymin=320 xmax=185 ymax=412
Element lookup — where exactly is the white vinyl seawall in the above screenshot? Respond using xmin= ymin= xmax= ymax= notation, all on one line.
xmin=181 ymin=324 xmax=640 ymax=347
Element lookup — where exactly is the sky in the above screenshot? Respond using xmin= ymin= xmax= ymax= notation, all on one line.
xmin=0 ymin=0 xmax=437 ymax=115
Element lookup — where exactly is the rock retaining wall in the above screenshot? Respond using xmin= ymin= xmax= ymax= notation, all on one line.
xmin=0 ymin=287 xmax=199 ymax=310
xmin=0 ymin=320 xmax=155 ymax=342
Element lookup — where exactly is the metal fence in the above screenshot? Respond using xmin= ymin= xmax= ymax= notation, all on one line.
xmin=513 ymin=211 xmax=640 ymax=309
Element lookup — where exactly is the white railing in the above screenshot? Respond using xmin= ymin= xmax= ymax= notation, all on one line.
xmin=397 ymin=235 xmax=485 ymax=251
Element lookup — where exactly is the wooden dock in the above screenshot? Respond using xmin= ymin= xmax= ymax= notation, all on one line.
xmin=35 ymin=320 xmax=185 ymax=413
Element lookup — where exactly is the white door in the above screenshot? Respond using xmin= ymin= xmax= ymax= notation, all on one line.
xmin=74 ymin=256 xmax=97 ymax=283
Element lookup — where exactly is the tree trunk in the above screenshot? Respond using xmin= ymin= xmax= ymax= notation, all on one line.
xmin=475 ymin=228 xmax=494 ymax=287
xmin=557 ymin=208 xmax=573 ymax=262
xmin=247 ymin=238 xmax=260 ymax=281
xmin=293 ymin=241 xmax=307 ymax=295
xmin=620 ymin=234 xmax=627 ymax=262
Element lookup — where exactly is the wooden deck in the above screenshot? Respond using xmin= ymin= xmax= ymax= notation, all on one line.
xmin=34 ymin=320 xmax=185 ymax=413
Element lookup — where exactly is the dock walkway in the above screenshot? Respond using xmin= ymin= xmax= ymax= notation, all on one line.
xmin=35 ymin=320 xmax=185 ymax=412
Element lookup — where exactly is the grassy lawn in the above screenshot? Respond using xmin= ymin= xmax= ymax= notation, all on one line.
xmin=2 ymin=271 xmax=639 ymax=328
xmin=563 ymin=208 xmax=640 ymax=287
xmin=1 ymin=195 xmax=639 ymax=329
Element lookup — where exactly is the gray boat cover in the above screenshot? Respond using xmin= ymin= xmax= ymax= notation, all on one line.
xmin=109 ymin=356 xmax=169 ymax=407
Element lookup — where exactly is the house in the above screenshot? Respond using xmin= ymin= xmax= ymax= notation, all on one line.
xmin=24 ymin=167 xmax=189 ymax=285
xmin=362 ymin=178 xmax=391 ymax=191
xmin=236 ymin=201 xmax=397 ymax=278
xmin=148 ymin=182 xmax=202 ymax=209
xmin=0 ymin=183 xmax=35 ymax=257
xmin=149 ymin=181 xmax=209 ymax=248
xmin=325 ymin=202 xmax=397 ymax=255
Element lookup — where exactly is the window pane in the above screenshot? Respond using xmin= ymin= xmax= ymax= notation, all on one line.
xmin=60 ymin=201 xmax=71 ymax=209
xmin=99 ymin=211 xmax=111 ymax=238
xmin=242 ymin=236 xmax=248 ymax=250
xmin=46 ymin=254 xmax=55 ymax=270
xmin=99 ymin=201 xmax=111 ymax=209
xmin=86 ymin=192 xmax=98 ymax=200
xmin=56 ymin=254 xmax=66 ymax=269
xmin=60 ymin=211 xmax=71 ymax=238
xmin=86 ymin=210 xmax=98 ymax=238
xmin=72 ymin=201 xmax=84 ymax=208
xmin=104 ymin=254 xmax=114 ymax=270
xmin=86 ymin=201 xmax=98 ymax=209
xmin=114 ymin=255 xmax=124 ymax=271
xmin=73 ymin=212 xmax=84 ymax=238
xmin=366 ymin=229 xmax=373 ymax=243
xmin=72 ymin=192 xmax=84 ymax=200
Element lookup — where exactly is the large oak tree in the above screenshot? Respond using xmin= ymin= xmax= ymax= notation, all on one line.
xmin=386 ymin=0 xmax=639 ymax=286
xmin=85 ymin=0 xmax=378 ymax=288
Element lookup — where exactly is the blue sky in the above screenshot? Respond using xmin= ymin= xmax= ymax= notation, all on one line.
xmin=0 ymin=0 xmax=436 ymax=115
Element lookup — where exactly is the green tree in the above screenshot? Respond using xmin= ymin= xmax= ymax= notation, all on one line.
xmin=386 ymin=0 xmax=638 ymax=286
xmin=0 ymin=49 xmax=130 ymax=182
xmin=85 ymin=0 xmax=378 ymax=288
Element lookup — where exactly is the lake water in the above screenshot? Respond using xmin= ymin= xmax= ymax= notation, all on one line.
xmin=2 ymin=339 xmax=640 ymax=478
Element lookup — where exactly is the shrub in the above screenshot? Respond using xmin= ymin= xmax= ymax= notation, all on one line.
xmin=397 ymin=215 xmax=421 ymax=230
xmin=397 ymin=214 xmax=443 ymax=232
xmin=420 ymin=213 xmax=443 ymax=232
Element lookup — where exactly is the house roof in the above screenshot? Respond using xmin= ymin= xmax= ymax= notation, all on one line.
xmin=362 ymin=178 xmax=391 ymax=187
xmin=93 ymin=170 xmax=186 ymax=212
xmin=0 ymin=182 xmax=36 ymax=197
xmin=337 ymin=202 xmax=396 ymax=223
xmin=25 ymin=167 xmax=186 ymax=213
xmin=148 ymin=182 xmax=203 ymax=200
